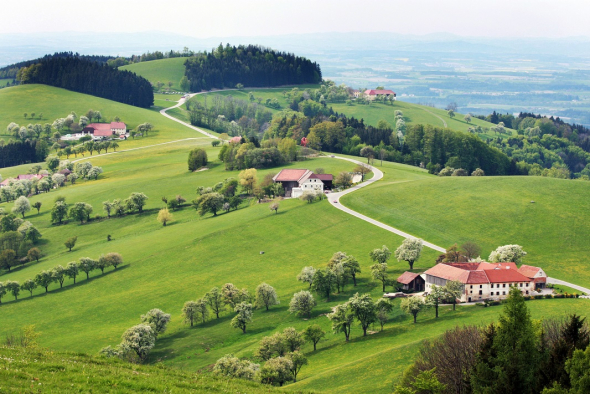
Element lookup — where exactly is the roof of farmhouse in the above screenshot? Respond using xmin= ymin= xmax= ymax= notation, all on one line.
xmin=425 ymin=262 xmax=538 ymax=284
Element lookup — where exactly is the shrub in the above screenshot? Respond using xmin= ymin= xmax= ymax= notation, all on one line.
xmin=188 ymin=148 xmax=208 ymax=171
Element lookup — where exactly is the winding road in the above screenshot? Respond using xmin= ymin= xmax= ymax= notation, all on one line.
xmin=156 ymin=95 xmax=590 ymax=295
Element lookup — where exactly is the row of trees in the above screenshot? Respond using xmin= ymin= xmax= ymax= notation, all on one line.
xmin=395 ymin=288 xmax=590 ymax=394
xmin=0 ymin=253 xmax=122 ymax=302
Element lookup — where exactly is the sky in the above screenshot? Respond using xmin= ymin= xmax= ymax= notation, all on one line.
xmin=2 ymin=0 xmax=590 ymax=39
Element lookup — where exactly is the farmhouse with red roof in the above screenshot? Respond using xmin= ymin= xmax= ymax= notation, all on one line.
xmin=421 ymin=261 xmax=546 ymax=302
xmin=272 ymin=169 xmax=333 ymax=198
xmin=82 ymin=122 xmax=127 ymax=139
xmin=364 ymin=89 xmax=396 ymax=101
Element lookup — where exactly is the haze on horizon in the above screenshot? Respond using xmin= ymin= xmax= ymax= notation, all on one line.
xmin=2 ymin=0 xmax=590 ymax=40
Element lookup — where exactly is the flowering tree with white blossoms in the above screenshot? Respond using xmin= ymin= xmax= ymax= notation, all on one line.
xmin=488 ymin=244 xmax=527 ymax=264
xmin=394 ymin=238 xmax=424 ymax=270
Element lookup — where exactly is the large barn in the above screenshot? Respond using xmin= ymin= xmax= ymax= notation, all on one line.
xmin=272 ymin=169 xmax=333 ymax=198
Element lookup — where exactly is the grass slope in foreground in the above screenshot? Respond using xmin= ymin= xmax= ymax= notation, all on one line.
xmin=0 ymin=345 xmax=280 ymax=393
xmin=120 ymin=57 xmax=187 ymax=91
xmin=0 ymin=84 xmax=200 ymax=150
xmin=342 ymin=172 xmax=590 ymax=288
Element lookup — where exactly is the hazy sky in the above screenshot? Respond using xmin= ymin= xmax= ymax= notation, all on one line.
xmin=2 ymin=0 xmax=590 ymax=38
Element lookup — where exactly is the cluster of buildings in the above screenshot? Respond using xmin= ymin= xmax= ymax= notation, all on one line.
xmin=272 ymin=169 xmax=333 ymax=198
xmin=397 ymin=261 xmax=547 ymax=303
xmin=0 ymin=173 xmax=47 ymax=188
xmin=352 ymin=89 xmax=396 ymax=101
xmin=62 ymin=122 xmax=127 ymax=141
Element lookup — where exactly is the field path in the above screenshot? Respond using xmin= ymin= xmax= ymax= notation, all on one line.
xmin=421 ymin=107 xmax=447 ymax=128
xmin=70 ymin=137 xmax=209 ymax=163
xmin=156 ymin=94 xmax=588 ymax=293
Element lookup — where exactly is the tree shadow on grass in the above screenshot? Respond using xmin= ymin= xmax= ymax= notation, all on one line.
xmin=0 ymin=265 xmax=130 ymax=306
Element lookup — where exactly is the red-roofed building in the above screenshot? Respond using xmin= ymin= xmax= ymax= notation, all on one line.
xmin=82 ymin=122 xmax=127 ymax=139
xmin=518 ymin=264 xmax=547 ymax=288
xmin=273 ymin=169 xmax=333 ymax=197
xmin=397 ymin=272 xmax=425 ymax=291
xmin=424 ymin=261 xmax=540 ymax=302
xmin=364 ymin=89 xmax=396 ymax=101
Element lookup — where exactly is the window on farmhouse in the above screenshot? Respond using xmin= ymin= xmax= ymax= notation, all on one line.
xmin=503 ymin=284 xmax=506 ymax=288
xmin=480 ymin=285 xmax=482 ymax=288
xmin=503 ymin=291 xmax=506 ymax=295
xmin=479 ymin=290 xmax=482 ymax=295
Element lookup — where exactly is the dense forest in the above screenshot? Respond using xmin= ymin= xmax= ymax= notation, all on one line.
xmin=480 ymin=111 xmax=590 ymax=178
xmin=0 ymin=140 xmax=49 ymax=168
xmin=184 ymin=44 xmax=322 ymax=92
xmin=0 ymin=52 xmax=114 ymax=79
xmin=17 ymin=57 xmax=154 ymax=108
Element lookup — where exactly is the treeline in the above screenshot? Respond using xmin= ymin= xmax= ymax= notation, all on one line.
xmin=18 ymin=56 xmax=153 ymax=108
xmin=0 ymin=52 xmax=114 ymax=79
xmin=0 ymin=140 xmax=48 ymax=168
xmin=263 ymin=111 xmax=513 ymax=175
xmin=184 ymin=44 xmax=322 ymax=92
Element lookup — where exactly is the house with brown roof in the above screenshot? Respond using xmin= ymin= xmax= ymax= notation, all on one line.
xmin=364 ymin=89 xmax=396 ymax=101
xmin=397 ymin=272 xmax=425 ymax=291
xmin=272 ymin=169 xmax=333 ymax=197
xmin=424 ymin=262 xmax=541 ymax=302
xmin=518 ymin=264 xmax=548 ymax=288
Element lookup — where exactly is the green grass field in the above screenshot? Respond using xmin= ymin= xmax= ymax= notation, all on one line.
xmin=0 ymin=345 xmax=282 ymax=393
xmin=1 ymin=82 xmax=589 ymax=392
xmin=120 ymin=57 xmax=187 ymax=91
xmin=342 ymin=172 xmax=590 ymax=289
xmin=0 ymin=84 xmax=204 ymax=148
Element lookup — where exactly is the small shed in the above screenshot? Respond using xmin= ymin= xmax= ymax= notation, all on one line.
xmin=397 ymin=272 xmax=425 ymax=292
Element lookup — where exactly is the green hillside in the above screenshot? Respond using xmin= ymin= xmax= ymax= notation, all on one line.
xmin=342 ymin=173 xmax=590 ymax=288
xmin=120 ymin=57 xmax=187 ymax=91
xmin=182 ymin=88 xmax=503 ymax=139
xmin=0 ymin=84 xmax=204 ymax=148
xmin=2 ymin=82 xmax=589 ymax=392
xmin=0 ymin=345 xmax=280 ymax=393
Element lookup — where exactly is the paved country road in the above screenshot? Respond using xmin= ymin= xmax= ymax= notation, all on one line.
xmin=157 ymin=93 xmax=589 ymax=295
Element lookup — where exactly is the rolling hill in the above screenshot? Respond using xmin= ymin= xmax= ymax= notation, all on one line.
xmin=1 ymin=82 xmax=589 ymax=393
xmin=120 ymin=57 xmax=187 ymax=91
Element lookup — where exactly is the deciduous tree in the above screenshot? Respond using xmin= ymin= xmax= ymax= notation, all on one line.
xmin=12 ymin=196 xmax=31 ymax=218
xmin=181 ymin=301 xmax=199 ymax=327
xmin=65 ymin=261 xmax=79 ymax=283
xmin=328 ymin=302 xmax=354 ymax=341
xmin=289 ymin=290 xmax=316 ymax=318
xmin=349 ymin=292 xmax=377 ymax=336
xmin=64 ymin=235 xmax=77 ymax=252
xmin=371 ymin=263 xmax=389 ymax=291
xmin=140 ymin=308 xmax=171 ymax=338
xmin=35 ymin=270 xmax=55 ymax=293
xmin=231 ymin=302 xmax=253 ymax=333
xmin=297 ymin=266 xmax=316 ymax=288
xmin=52 ymin=265 xmax=66 ymax=288
xmin=157 ymin=208 xmax=173 ymax=226
xmin=394 ymin=238 xmax=424 ymax=270
xmin=401 ymin=296 xmax=426 ymax=323
xmin=255 ymin=283 xmax=280 ymax=311
xmin=205 ymin=287 xmax=225 ymax=318
xmin=302 ymin=324 xmax=325 ymax=351
xmin=120 ymin=324 xmax=155 ymax=363
xmin=21 ymin=279 xmax=37 ymax=297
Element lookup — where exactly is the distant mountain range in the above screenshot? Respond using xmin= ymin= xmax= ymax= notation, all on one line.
xmin=2 ymin=31 xmax=590 ymax=67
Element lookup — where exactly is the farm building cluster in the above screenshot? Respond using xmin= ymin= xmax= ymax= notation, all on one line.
xmin=396 ymin=262 xmax=547 ymax=303
xmin=272 ymin=169 xmax=333 ymax=198
xmin=61 ymin=122 xmax=127 ymax=141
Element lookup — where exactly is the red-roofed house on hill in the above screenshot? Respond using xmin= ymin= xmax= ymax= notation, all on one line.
xmin=364 ymin=89 xmax=396 ymax=101
xmin=82 ymin=122 xmax=127 ymax=139
xmin=424 ymin=261 xmax=543 ymax=302
xmin=272 ymin=169 xmax=333 ymax=198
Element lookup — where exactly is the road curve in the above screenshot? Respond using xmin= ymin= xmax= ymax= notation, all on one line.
xmin=327 ymin=156 xmax=446 ymax=253
xmin=159 ymin=94 xmax=219 ymax=139
xmin=157 ymin=92 xmax=588 ymax=295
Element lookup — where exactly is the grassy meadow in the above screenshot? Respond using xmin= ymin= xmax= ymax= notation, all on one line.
xmin=0 ymin=84 xmax=200 ymax=148
xmin=2 ymin=81 xmax=590 ymax=392
xmin=120 ymin=57 xmax=187 ymax=91
xmin=342 ymin=172 xmax=590 ymax=289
